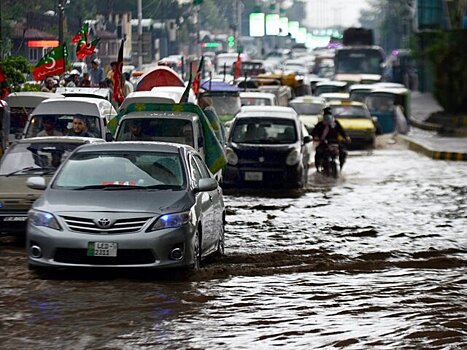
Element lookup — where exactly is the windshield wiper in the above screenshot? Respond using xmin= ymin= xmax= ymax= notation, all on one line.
xmin=72 ymin=184 xmax=145 ymax=190
xmin=143 ymin=184 xmax=182 ymax=190
xmin=5 ymin=166 xmax=55 ymax=177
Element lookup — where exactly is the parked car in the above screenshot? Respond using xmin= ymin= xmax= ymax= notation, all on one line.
xmin=289 ymin=95 xmax=326 ymax=133
xmin=26 ymin=142 xmax=225 ymax=271
xmin=327 ymin=100 xmax=376 ymax=149
xmin=223 ymin=106 xmax=312 ymax=189
xmin=0 ymin=136 xmax=104 ymax=235
xmin=23 ymin=97 xmax=117 ymax=140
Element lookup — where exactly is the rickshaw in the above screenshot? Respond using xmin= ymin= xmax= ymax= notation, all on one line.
xmin=365 ymin=87 xmax=411 ymax=134
xmin=200 ymin=80 xmax=241 ymax=123
xmin=348 ymin=84 xmax=375 ymax=102
xmin=0 ymin=100 xmax=10 ymax=157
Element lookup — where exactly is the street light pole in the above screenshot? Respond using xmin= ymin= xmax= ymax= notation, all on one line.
xmin=138 ymin=0 xmax=143 ymax=69
xmin=58 ymin=0 xmax=65 ymax=45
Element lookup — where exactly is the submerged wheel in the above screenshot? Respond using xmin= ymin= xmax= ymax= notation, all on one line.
xmin=215 ymin=224 xmax=225 ymax=257
xmin=190 ymin=231 xmax=201 ymax=271
xmin=331 ymin=160 xmax=338 ymax=178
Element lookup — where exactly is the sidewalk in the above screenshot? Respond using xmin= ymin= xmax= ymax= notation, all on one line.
xmin=398 ymin=91 xmax=467 ymax=161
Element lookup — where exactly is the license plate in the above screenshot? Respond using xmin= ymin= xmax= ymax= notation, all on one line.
xmin=2 ymin=216 xmax=28 ymax=222
xmin=87 ymin=242 xmax=118 ymax=257
xmin=244 ymin=171 xmax=263 ymax=181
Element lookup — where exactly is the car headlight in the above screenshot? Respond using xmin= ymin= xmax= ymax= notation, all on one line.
xmin=149 ymin=211 xmax=191 ymax=231
xmin=28 ymin=210 xmax=61 ymax=230
xmin=225 ymin=147 xmax=238 ymax=166
xmin=286 ymin=148 xmax=300 ymax=166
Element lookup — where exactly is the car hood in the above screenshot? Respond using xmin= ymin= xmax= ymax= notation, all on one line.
xmin=0 ymin=176 xmax=49 ymax=210
xmin=337 ymin=118 xmax=375 ymax=130
xmin=35 ymin=189 xmax=193 ymax=215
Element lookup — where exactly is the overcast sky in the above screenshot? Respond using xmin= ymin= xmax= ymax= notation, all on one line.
xmin=306 ymin=0 xmax=369 ymax=28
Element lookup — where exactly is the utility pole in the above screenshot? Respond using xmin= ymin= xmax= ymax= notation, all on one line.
xmin=138 ymin=0 xmax=143 ymax=69
xmin=58 ymin=0 xmax=65 ymax=45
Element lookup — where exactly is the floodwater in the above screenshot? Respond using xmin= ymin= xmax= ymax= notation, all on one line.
xmin=1 ymin=145 xmax=466 ymax=349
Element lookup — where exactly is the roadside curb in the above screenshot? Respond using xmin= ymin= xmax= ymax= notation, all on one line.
xmin=396 ymin=135 xmax=467 ymax=161
xmin=409 ymin=117 xmax=467 ymax=137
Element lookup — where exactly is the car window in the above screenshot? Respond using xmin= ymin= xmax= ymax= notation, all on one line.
xmin=0 ymin=142 xmax=80 ymax=175
xmin=231 ymin=118 xmax=297 ymax=144
xmin=193 ymin=155 xmax=211 ymax=179
xmin=290 ymin=102 xmax=323 ymax=115
xmin=27 ymin=115 xmax=101 ymax=138
xmin=53 ymin=151 xmax=185 ymax=189
xmin=332 ymin=105 xmax=371 ymax=118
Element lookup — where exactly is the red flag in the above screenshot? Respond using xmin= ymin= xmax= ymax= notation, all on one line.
xmin=32 ymin=44 xmax=68 ymax=81
xmin=0 ymin=66 xmax=8 ymax=100
xmin=234 ymin=53 xmax=241 ymax=79
xmin=71 ymin=23 xmax=89 ymax=44
xmin=113 ymin=39 xmax=125 ymax=105
xmin=192 ymin=56 xmax=204 ymax=97
xmin=77 ymin=35 xmax=100 ymax=60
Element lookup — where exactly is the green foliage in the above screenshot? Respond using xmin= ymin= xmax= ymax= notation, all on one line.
xmin=423 ymin=31 xmax=467 ymax=113
xmin=0 ymin=56 xmax=32 ymax=92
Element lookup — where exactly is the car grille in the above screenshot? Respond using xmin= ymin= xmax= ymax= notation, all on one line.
xmin=54 ymin=248 xmax=156 ymax=265
xmin=60 ymin=216 xmax=152 ymax=234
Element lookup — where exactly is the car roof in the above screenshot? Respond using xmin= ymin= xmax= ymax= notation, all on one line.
xmin=32 ymin=97 xmax=115 ymax=117
xmin=239 ymin=91 xmax=276 ymax=99
xmin=74 ymin=141 xmax=190 ymax=154
xmin=119 ymin=111 xmax=198 ymax=120
xmin=315 ymin=80 xmax=348 ymax=87
xmin=327 ymin=100 xmax=366 ymax=107
xmin=290 ymin=95 xmax=326 ymax=104
xmin=12 ymin=136 xmax=105 ymax=144
xmin=5 ymin=92 xmax=64 ymax=108
xmin=237 ymin=106 xmax=298 ymax=119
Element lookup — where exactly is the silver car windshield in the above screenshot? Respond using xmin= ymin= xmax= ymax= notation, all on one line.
xmin=231 ymin=118 xmax=297 ymax=144
xmin=0 ymin=142 xmax=79 ymax=176
xmin=53 ymin=151 xmax=186 ymax=190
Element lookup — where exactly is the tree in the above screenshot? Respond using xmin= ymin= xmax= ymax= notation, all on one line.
xmin=0 ymin=56 xmax=32 ymax=92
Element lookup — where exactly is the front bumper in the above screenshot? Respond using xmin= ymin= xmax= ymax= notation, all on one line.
xmin=27 ymin=223 xmax=197 ymax=269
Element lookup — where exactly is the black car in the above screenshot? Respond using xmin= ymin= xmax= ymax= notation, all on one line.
xmin=223 ymin=106 xmax=312 ymax=189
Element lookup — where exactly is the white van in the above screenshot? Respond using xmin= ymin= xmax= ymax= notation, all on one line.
xmin=23 ymin=97 xmax=116 ymax=140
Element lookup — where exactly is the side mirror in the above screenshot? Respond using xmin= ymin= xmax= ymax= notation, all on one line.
xmin=197 ymin=136 xmax=204 ymax=148
xmin=26 ymin=176 xmax=47 ymax=190
xmin=105 ymin=132 xmax=113 ymax=142
xmin=194 ymin=178 xmax=218 ymax=192
xmin=303 ymin=135 xmax=312 ymax=144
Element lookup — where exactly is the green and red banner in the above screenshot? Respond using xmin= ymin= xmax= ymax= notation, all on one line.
xmin=76 ymin=33 xmax=100 ymax=60
xmin=71 ymin=23 xmax=89 ymax=44
xmin=32 ymin=44 xmax=68 ymax=81
xmin=192 ymin=56 xmax=204 ymax=98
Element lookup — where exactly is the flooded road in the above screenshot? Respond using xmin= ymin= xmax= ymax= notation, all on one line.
xmin=1 ymin=146 xmax=466 ymax=349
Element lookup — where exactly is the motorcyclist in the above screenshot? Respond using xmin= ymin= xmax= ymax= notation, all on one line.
xmin=311 ymin=107 xmax=351 ymax=171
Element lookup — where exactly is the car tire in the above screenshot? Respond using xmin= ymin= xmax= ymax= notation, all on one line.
xmin=190 ymin=231 xmax=201 ymax=271
xmin=215 ymin=224 xmax=225 ymax=257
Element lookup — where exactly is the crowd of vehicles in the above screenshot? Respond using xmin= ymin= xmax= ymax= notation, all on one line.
xmin=0 ymin=35 xmax=415 ymax=271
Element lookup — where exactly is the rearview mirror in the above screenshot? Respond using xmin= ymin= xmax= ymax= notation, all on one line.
xmin=303 ymin=135 xmax=312 ymax=144
xmin=26 ymin=176 xmax=47 ymax=190
xmin=194 ymin=178 xmax=218 ymax=192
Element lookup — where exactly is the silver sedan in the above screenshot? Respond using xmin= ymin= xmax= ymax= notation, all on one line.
xmin=26 ymin=142 xmax=225 ymax=271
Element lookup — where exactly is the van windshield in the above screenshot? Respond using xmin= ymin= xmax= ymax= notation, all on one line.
xmin=116 ymin=117 xmax=195 ymax=147
xmin=26 ymin=115 xmax=102 ymax=138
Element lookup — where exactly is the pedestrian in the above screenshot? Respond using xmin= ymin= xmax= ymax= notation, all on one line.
xmin=89 ymin=58 xmax=105 ymax=87
xmin=79 ymin=72 xmax=91 ymax=87
xmin=41 ymin=77 xmax=57 ymax=93
xmin=123 ymin=72 xmax=134 ymax=97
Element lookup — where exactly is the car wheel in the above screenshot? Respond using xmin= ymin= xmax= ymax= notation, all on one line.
xmin=215 ymin=225 xmax=225 ymax=257
xmin=190 ymin=231 xmax=201 ymax=271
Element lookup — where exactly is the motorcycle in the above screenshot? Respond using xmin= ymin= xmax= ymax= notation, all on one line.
xmin=314 ymin=140 xmax=340 ymax=178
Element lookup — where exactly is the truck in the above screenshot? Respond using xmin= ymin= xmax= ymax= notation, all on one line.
xmin=334 ymin=27 xmax=385 ymax=84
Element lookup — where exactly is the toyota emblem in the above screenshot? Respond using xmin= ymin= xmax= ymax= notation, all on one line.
xmin=259 ymin=156 xmax=265 ymax=163
xmin=96 ymin=218 xmax=112 ymax=229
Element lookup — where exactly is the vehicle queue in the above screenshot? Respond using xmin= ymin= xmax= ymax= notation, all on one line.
xmin=0 ymin=47 xmax=412 ymax=273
